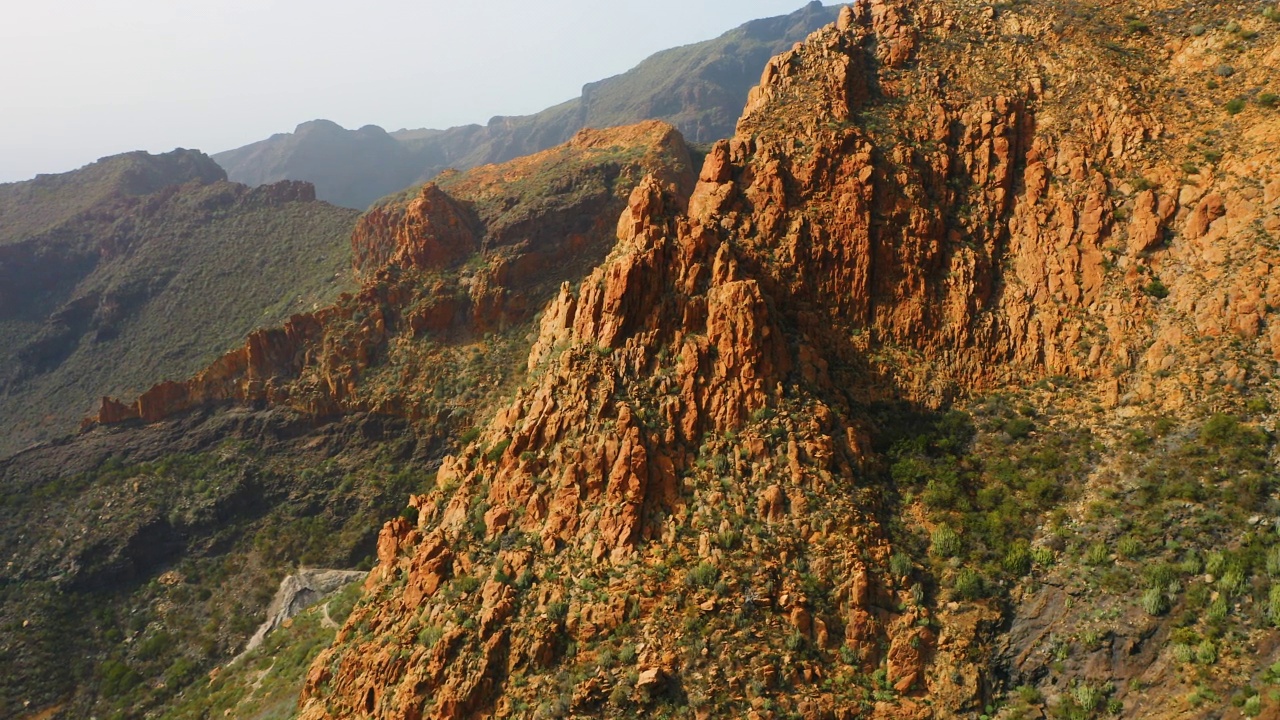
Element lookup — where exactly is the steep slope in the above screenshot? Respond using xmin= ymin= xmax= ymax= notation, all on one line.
xmin=288 ymin=1 xmax=1280 ymax=718
xmin=0 ymin=151 xmax=359 ymax=457
xmin=0 ymin=406 xmax=442 ymax=720
xmin=212 ymin=2 xmax=839 ymax=209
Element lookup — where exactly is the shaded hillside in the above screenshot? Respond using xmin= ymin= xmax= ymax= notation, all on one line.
xmin=1 ymin=123 xmax=695 ymax=720
xmin=0 ymin=407 xmax=438 ymax=720
xmin=212 ymin=1 xmax=839 ymax=209
xmin=0 ymin=150 xmax=359 ymax=457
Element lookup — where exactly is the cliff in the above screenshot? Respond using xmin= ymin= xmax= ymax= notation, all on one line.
xmin=11 ymin=0 xmax=1280 ymax=717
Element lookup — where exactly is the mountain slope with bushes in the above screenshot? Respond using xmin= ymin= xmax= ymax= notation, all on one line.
xmin=7 ymin=0 xmax=1280 ymax=717
xmin=0 ymin=150 xmax=359 ymax=457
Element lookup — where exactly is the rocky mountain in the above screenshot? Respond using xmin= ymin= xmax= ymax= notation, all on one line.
xmin=0 ymin=149 xmax=359 ymax=457
xmin=7 ymin=0 xmax=1280 ymax=718
xmin=211 ymin=2 xmax=840 ymax=210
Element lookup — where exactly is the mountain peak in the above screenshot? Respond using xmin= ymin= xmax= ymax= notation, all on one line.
xmin=294 ymin=118 xmax=347 ymax=135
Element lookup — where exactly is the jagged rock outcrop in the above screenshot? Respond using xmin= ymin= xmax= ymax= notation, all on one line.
xmin=292 ymin=0 xmax=1280 ymax=717
xmin=351 ymin=183 xmax=480 ymax=275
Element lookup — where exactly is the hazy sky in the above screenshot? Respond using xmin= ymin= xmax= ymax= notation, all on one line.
xmin=0 ymin=1 xmax=828 ymax=183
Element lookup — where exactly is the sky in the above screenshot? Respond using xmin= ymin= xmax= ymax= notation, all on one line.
xmin=0 ymin=1 xmax=828 ymax=183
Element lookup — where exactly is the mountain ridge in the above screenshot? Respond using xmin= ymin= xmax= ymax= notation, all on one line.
xmin=211 ymin=2 xmax=840 ymax=209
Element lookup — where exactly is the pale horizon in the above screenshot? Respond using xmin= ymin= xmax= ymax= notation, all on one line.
xmin=0 ymin=1 xmax=831 ymax=184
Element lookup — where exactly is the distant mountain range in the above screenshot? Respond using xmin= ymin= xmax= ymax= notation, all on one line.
xmin=0 ymin=149 xmax=358 ymax=456
xmin=212 ymin=1 xmax=839 ymax=209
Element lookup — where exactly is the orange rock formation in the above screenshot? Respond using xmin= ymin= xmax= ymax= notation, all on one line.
xmin=292 ymin=0 xmax=1280 ymax=716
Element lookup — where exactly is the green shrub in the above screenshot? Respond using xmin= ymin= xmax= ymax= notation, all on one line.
xmin=1206 ymin=596 xmax=1229 ymax=622
xmin=1116 ymin=536 xmax=1142 ymax=559
xmin=1171 ymin=642 xmax=1196 ymax=663
xmin=1179 ymin=552 xmax=1204 ymax=575
xmin=1141 ymin=587 xmax=1169 ymax=616
xmin=931 ymin=526 xmax=962 ymax=558
xmin=1219 ymin=567 xmax=1247 ymax=596
xmin=684 ymin=562 xmax=720 ymax=590
xmin=546 ymin=600 xmax=570 ymax=622
xmin=1003 ymin=541 xmax=1033 ymax=576
xmin=1270 ymin=585 xmax=1280 ymax=627
xmin=1244 ymin=694 xmax=1262 ymax=717
xmin=99 ymin=659 xmax=141 ymax=698
xmin=484 ymin=439 xmax=511 ymax=463
xmin=1003 ymin=417 xmax=1035 ymax=439
xmin=1143 ymin=563 xmax=1177 ymax=590
xmin=1086 ymin=543 xmax=1111 ymax=566
xmin=1205 ymin=550 xmax=1227 ymax=576
xmin=1144 ymin=278 xmax=1170 ymax=298
xmin=953 ymin=568 xmax=986 ymax=600
xmin=1226 ymin=97 xmax=1247 ymax=115
xmin=1074 ymin=682 xmax=1105 ymax=713
xmin=1246 ymin=396 xmax=1274 ymax=414
xmin=417 ymin=625 xmax=443 ymax=647
xmin=1032 ymin=545 xmax=1056 ymax=567
xmin=1196 ymin=639 xmax=1218 ymax=665
xmin=889 ymin=552 xmax=914 ymax=578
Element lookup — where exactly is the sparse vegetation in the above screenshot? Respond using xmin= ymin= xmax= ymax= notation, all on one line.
xmin=1144 ymin=278 xmax=1170 ymax=298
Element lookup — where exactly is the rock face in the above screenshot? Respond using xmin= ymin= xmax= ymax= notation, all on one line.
xmin=238 ymin=569 xmax=366 ymax=659
xmin=286 ymin=0 xmax=1280 ymax=717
